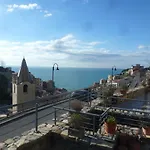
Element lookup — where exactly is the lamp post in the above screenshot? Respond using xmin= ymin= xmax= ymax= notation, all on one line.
xmin=52 ymin=63 xmax=59 ymax=82
xmin=111 ymin=66 xmax=117 ymax=90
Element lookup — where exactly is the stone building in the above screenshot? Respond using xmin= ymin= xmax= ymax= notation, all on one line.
xmin=12 ymin=58 xmax=36 ymax=112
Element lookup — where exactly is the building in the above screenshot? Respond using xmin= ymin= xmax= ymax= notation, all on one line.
xmin=130 ymin=64 xmax=144 ymax=76
xmin=111 ymin=76 xmax=132 ymax=88
xmin=35 ymin=78 xmax=43 ymax=90
xmin=12 ymin=58 xmax=36 ymax=112
xmin=113 ymin=75 xmax=121 ymax=80
xmin=99 ymin=79 xmax=107 ymax=85
xmin=47 ymin=80 xmax=55 ymax=93
xmin=107 ymin=75 xmax=112 ymax=83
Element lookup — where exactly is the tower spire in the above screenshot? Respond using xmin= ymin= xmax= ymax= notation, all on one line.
xmin=18 ymin=58 xmax=31 ymax=83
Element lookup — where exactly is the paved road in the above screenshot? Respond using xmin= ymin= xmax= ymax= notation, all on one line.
xmin=0 ymin=101 xmax=70 ymax=142
xmin=118 ymin=93 xmax=150 ymax=111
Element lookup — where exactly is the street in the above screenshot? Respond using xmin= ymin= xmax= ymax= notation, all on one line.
xmin=118 ymin=93 xmax=150 ymax=111
xmin=0 ymin=101 xmax=69 ymax=142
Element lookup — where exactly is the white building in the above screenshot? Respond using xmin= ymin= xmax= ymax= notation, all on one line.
xmin=12 ymin=58 xmax=36 ymax=112
xmin=100 ymin=79 xmax=107 ymax=85
xmin=112 ymin=76 xmax=133 ymax=88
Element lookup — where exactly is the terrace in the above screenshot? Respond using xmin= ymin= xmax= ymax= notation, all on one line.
xmin=1 ymin=86 xmax=150 ymax=149
xmin=52 ymin=102 xmax=150 ymax=150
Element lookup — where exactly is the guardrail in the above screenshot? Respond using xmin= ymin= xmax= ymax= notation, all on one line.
xmin=0 ymin=86 xmax=149 ymax=123
xmin=0 ymin=86 xmax=100 ymax=141
xmin=0 ymin=85 xmax=103 ymax=120
xmin=0 ymin=84 xmax=150 ymax=142
xmin=0 ymin=84 xmax=148 ymax=114
xmin=53 ymin=106 xmax=111 ymax=136
xmin=0 ymin=85 xmax=150 ymax=125
xmin=52 ymin=106 xmax=150 ymax=142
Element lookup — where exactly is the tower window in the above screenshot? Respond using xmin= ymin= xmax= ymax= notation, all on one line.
xmin=23 ymin=84 xmax=28 ymax=93
xmin=14 ymin=85 xmax=15 ymax=93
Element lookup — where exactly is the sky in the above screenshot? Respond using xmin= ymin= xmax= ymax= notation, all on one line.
xmin=0 ymin=0 xmax=150 ymax=68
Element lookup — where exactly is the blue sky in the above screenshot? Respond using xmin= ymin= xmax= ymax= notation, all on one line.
xmin=0 ymin=0 xmax=150 ymax=68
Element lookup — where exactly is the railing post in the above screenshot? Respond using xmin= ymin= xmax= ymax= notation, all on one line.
xmin=93 ymin=116 xmax=95 ymax=135
xmin=54 ymin=108 xmax=57 ymax=125
xmin=35 ymin=103 xmax=38 ymax=132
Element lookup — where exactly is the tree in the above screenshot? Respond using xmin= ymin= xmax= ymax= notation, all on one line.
xmin=0 ymin=74 xmax=10 ymax=104
xmin=102 ymin=87 xmax=116 ymax=106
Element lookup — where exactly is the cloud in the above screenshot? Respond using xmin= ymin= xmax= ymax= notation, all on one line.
xmin=44 ymin=13 xmax=52 ymax=17
xmin=6 ymin=3 xmax=52 ymax=18
xmin=138 ymin=45 xmax=150 ymax=50
xmin=7 ymin=3 xmax=40 ymax=12
xmin=88 ymin=41 xmax=106 ymax=46
xmin=0 ymin=34 xmax=149 ymax=68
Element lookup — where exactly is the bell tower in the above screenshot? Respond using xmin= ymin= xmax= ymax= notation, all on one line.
xmin=12 ymin=58 xmax=35 ymax=112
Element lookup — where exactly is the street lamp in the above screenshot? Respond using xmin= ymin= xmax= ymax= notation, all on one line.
xmin=111 ymin=66 xmax=117 ymax=88
xmin=110 ymin=66 xmax=117 ymax=106
xmin=52 ymin=63 xmax=59 ymax=81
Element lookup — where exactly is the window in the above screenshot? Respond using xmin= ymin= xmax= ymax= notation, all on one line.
xmin=23 ymin=84 xmax=28 ymax=93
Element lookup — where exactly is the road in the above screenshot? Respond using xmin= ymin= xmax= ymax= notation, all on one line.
xmin=0 ymin=101 xmax=70 ymax=142
xmin=118 ymin=93 xmax=150 ymax=111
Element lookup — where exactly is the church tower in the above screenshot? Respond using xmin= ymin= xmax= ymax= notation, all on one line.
xmin=12 ymin=58 xmax=35 ymax=112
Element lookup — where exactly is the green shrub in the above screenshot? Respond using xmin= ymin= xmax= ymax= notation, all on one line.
xmin=106 ymin=116 xmax=116 ymax=124
xmin=69 ymin=113 xmax=84 ymax=128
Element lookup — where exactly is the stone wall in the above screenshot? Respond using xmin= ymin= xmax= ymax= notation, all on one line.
xmin=1 ymin=123 xmax=54 ymax=149
xmin=1 ymin=122 xmax=111 ymax=150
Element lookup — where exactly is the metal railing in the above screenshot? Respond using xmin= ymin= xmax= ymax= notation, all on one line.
xmin=51 ymin=105 xmax=150 ymax=142
xmin=0 ymin=86 xmax=102 ymax=122
xmin=0 ymin=86 xmax=100 ymax=141
xmin=0 ymin=87 xmax=150 ymax=123
xmin=0 ymin=84 xmax=150 ymax=142
xmin=53 ymin=106 xmax=111 ymax=136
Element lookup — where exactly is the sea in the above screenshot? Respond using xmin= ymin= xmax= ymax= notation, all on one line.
xmin=12 ymin=67 xmax=123 ymax=91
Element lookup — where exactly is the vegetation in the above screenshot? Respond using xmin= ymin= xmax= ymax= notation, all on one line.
xmin=121 ymin=68 xmax=130 ymax=75
xmin=120 ymin=85 xmax=128 ymax=92
xmin=103 ymin=87 xmax=116 ymax=97
xmin=69 ymin=113 xmax=84 ymax=128
xmin=0 ymin=74 xmax=11 ymax=104
xmin=106 ymin=116 xmax=116 ymax=124
xmin=101 ymin=87 xmax=117 ymax=106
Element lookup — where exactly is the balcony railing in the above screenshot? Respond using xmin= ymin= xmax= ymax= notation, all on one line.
xmin=0 ymin=85 xmax=150 ymax=143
